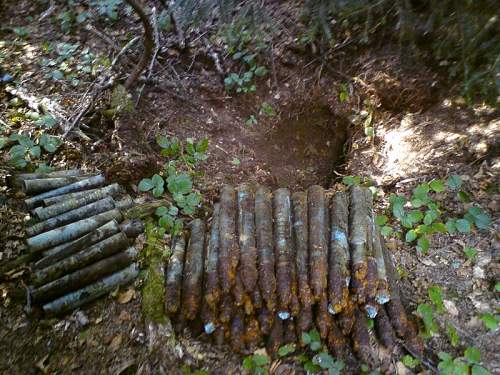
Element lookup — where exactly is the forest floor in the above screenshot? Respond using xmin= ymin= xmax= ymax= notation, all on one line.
xmin=0 ymin=1 xmax=498 ymax=374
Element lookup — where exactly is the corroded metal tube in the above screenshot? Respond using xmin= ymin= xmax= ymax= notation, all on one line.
xmin=42 ymin=263 xmax=138 ymax=315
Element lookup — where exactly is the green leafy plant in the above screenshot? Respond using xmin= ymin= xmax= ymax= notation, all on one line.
xmin=479 ymin=313 xmax=499 ymax=332
xmin=278 ymin=343 xmax=296 ymax=357
xmin=259 ymin=102 xmax=276 ymax=117
xmin=245 ymin=114 xmax=258 ymax=126
xmin=3 ymin=133 xmax=61 ymax=169
xmin=302 ymin=329 xmax=322 ymax=352
xmin=92 ymin=0 xmax=123 ymax=21
xmin=138 ymin=135 xmax=208 ymax=235
xmin=463 ymin=246 xmax=477 ymax=262
xmin=401 ymin=355 xmax=421 ymax=369
xmin=242 ymin=353 xmax=269 ymax=375
xmin=438 ymin=348 xmax=491 ymax=375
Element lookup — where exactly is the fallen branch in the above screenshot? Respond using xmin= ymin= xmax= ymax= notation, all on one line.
xmin=203 ymin=37 xmax=225 ymax=79
xmin=4 ymin=85 xmax=66 ymax=123
xmin=123 ymin=0 xmax=155 ymax=90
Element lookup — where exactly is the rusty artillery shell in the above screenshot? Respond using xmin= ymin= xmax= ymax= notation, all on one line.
xmin=273 ymin=188 xmax=297 ymax=319
xmin=42 ymin=263 xmax=138 ymax=316
xmin=25 ymin=174 xmax=106 ymax=208
xmin=364 ymin=189 xmax=379 ymax=311
xmin=165 ymin=235 xmax=186 ymax=315
xmin=255 ymin=186 xmax=276 ymax=313
xmin=351 ymin=307 xmax=376 ymax=367
xmin=181 ymin=219 xmax=205 ymax=321
xmin=283 ymin=318 xmax=297 ymax=344
xmin=292 ymin=192 xmax=314 ymax=317
xmin=327 ymin=319 xmax=348 ymax=360
xmin=32 ymin=246 xmax=137 ymax=303
xmin=338 ymin=301 xmax=356 ymax=336
xmin=234 ymin=273 xmax=253 ymax=315
xmin=119 ymin=219 xmax=145 ymax=237
xmin=32 ymin=183 xmax=122 ymax=221
xmin=201 ymin=297 xmax=217 ymax=335
xmin=41 ymin=183 xmax=123 ymax=207
xmin=329 ymin=191 xmax=350 ymax=314
xmin=22 ymin=176 xmax=89 ymax=194
xmin=308 ymin=185 xmax=329 ymax=303
xmin=349 ymin=186 xmax=369 ymax=304
xmin=230 ymin=310 xmax=246 ymax=353
xmin=32 ymin=231 xmax=129 ymax=286
xmin=373 ymin=226 xmax=390 ymax=305
xmin=218 ymin=185 xmax=238 ymax=294
xmin=204 ymin=203 xmax=220 ymax=312
xmin=9 ymin=169 xmax=82 ymax=189
xmin=258 ymin=306 xmax=274 ymax=335
xmin=267 ymin=317 xmax=284 ymax=358
xmin=35 ymin=220 xmax=121 ymax=269
xmin=220 ymin=294 xmax=235 ymax=324
xmin=237 ymin=184 xmax=260 ymax=308
xmin=374 ymin=307 xmax=396 ymax=350
xmin=244 ymin=315 xmax=261 ymax=351
xmin=27 ymin=209 xmax=123 ymax=252
xmin=316 ymin=296 xmax=332 ymax=340
xmin=26 ymin=196 xmax=116 ymax=237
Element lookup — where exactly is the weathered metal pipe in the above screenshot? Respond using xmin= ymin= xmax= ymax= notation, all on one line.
xmin=26 ymin=196 xmax=116 ymax=237
xmin=41 ymin=183 xmax=124 ymax=206
xmin=32 ymin=183 xmax=122 ymax=220
xmin=34 ymin=220 xmax=121 ymax=269
xmin=32 ymin=231 xmax=129 ymax=286
xmin=26 ymin=209 xmax=122 ymax=252
xmin=42 ymin=263 xmax=138 ymax=315
xmin=25 ymin=174 xmax=106 ymax=208
xmin=8 ymin=169 xmax=82 ymax=189
xmin=22 ymin=176 xmax=89 ymax=194
xmin=349 ymin=186 xmax=368 ymax=304
xmin=31 ymin=247 xmax=138 ymax=303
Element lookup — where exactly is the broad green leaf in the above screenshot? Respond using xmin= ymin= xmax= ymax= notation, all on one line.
xmin=242 ymin=356 xmax=254 ymax=370
xmin=312 ymin=352 xmax=335 ymax=369
xmin=472 ymin=365 xmax=492 ymax=375
xmin=152 ymin=174 xmax=164 ymax=188
xmin=152 ymin=185 xmax=164 ymax=198
xmin=446 ymin=219 xmax=457 ymax=234
xmin=464 ymin=347 xmax=481 ymax=364
xmin=0 ymin=136 xmax=10 ymax=149
xmin=380 ymin=225 xmax=393 ymax=237
xmin=156 ymin=135 xmax=170 ymax=148
xmin=432 ymin=222 xmax=447 ymax=233
xmin=39 ymin=134 xmax=62 ymax=153
xmin=466 ymin=207 xmax=491 ymax=230
xmin=447 ymin=175 xmax=462 ymax=190
xmin=254 ymin=66 xmax=268 ymax=77
xmin=375 ymin=215 xmax=388 ymax=226
xmin=457 ymin=190 xmax=470 ymax=203
xmin=428 ymin=285 xmax=445 ymax=313
xmin=35 ymin=163 xmax=54 ymax=173
xmin=479 ymin=313 xmax=499 ymax=331
xmin=463 ymin=246 xmax=477 ymax=262
xmin=301 ymin=331 xmax=311 ymax=345
xmin=417 ymin=303 xmax=438 ymax=336
xmin=9 ymin=144 xmax=26 ymax=158
xmin=159 ymin=214 xmax=174 ymax=229
xmin=35 ymin=115 xmax=57 ymax=128
xmin=29 ymin=145 xmax=41 ymax=158
xmin=402 ymin=355 xmax=421 ymax=369
xmin=155 ymin=206 xmax=168 ymax=216
xmin=392 ymin=202 xmax=405 ymax=219
xmin=195 ymin=138 xmax=209 ymax=153
xmin=417 ymin=236 xmax=430 ymax=253
xmin=405 ymin=230 xmax=417 ymax=242
xmin=456 ymin=219 xmax=471 ymax=233
xmin=430 ymin=179 xmax=445 ymax=192
xmin=278 ymin=343 xmax=296 ymax=357
xmin=447 ymin=324 xmax=459 ymax=347
xmin=167 ymin=174 xmax=192 ymax=195
xmin=138 ymin=178 xmax=154 ymax=191
xmin=252 ymin=354 xmax=269 ymax=366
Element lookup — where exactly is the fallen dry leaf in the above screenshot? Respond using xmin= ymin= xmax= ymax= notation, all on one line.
xmin=117 ymin=288 xmax=135 ymax=304
xmin=34 ymin=354 xmax=49 ymax=374
xmin=109 ymin=334 xmax=123 ymax=352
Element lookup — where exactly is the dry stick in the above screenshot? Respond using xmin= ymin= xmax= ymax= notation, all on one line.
xmin=349 ymin=186 xmax=369 ymax=304
xmin=203 ymin=37 xmax=225 ymax=79
xmin=165 ymin=235 xmax=186 ymax=315
xmin=123 ymin=0 xmax=155 ymax=90
xmin=4 ymin=85 xmax=66 ymax=124
xmin=181 ymin=219 xmax=205 ymax=321
xmin=237 ymin=184 xmax=260 ymax=309
xmin=218 ymin=185 xmax=238 ymax=294
xmin=291 ymin=191 xmax=313 ymax=332
xmin=255 ymin=186 xmax=277 ymax=313
xmin=328 ymin=191 xmax=351 ymax=314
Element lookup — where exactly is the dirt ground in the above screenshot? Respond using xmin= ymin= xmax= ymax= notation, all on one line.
xmin=0 ymin=1 xmax=499 ymax=374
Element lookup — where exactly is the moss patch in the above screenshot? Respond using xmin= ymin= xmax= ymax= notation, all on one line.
xmin=141 ymin=221 xmax=167 ymax=324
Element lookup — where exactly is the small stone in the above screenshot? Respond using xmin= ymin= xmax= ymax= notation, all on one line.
xmin=75 ymin=311 xmax=89 ymax=327
xmin=473 ymin=266 xmax=485 ymax=279
xmin=444 ymin=300 xmax=459 ymax=317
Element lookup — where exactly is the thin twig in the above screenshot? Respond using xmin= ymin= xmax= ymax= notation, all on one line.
xmin=111 ymin=36 xmax=140 ymax=68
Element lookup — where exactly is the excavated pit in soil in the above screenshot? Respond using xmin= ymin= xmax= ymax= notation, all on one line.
xmin=249 ymin=105 xmax=348 ymax=190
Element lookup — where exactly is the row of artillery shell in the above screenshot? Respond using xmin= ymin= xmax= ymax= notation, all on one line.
xmin=164 ymin=184 xmax=423 ymax=364
xmin=8 ymin=170 xmax=143 ymax=315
